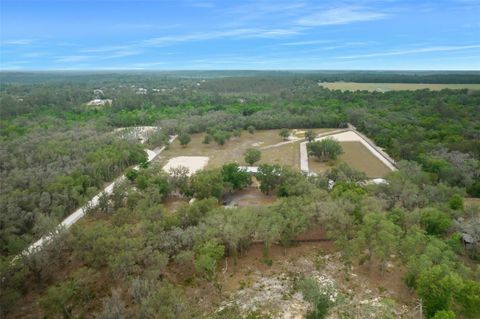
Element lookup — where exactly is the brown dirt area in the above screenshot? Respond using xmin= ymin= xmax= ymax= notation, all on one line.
xmin=155 ymin=129 xmax=333 ymax=169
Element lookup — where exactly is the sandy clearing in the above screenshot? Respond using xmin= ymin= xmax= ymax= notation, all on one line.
xmin=163 ymin=156 xmax=209 ymax=176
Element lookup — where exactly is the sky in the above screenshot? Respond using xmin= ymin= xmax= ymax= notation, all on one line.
xmin=1 ymin=0 xmax=480 ymax=70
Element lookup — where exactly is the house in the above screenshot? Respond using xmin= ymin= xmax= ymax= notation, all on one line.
xmin=87 ymin=99 xmax=112 ymax=106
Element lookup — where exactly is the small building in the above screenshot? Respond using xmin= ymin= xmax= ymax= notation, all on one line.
xmin=366 ymin=178 xmax=388 ymax=185
xmin=239 ymin=166 xmax=259 ymax=174
xmin=87 ymin=99 xmax=112 ymax=106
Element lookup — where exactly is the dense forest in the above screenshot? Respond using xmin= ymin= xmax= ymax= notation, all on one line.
xmin=0 ymin=71 xmax=479 ymax=318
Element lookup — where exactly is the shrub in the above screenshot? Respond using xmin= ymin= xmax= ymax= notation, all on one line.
xmin=420 ymin=208 xmax=451 ymax=235
xmin=448 ymin=194 xmax=464 ymax=210
xmin=244 ymin=148 xmax=261 ymax=165
xmin=202 ymin=134 xmax=211 ymax=144
xmin=178 ymin=133 xmax=191 ymax=147
xmin=297 ymin=277 xmax=333 ymax=319
xmin=279 ymin=128 xmax=290 ymax=140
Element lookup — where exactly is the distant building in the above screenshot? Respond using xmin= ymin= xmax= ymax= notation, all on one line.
xmin=87 ymin=99 xmax=112 ymax=106
xmin=136 ymin=88 xmax=147 ymax=95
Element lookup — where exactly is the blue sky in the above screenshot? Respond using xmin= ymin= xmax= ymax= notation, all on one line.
xmin=1 ymin=0 xmax=479 ymax=70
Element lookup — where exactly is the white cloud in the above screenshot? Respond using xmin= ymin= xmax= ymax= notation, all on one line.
xmin=56 ymin=55 xmax=95 ymax=63
xmin=297 ymin=6 xmax=387 ymax=26
xmin=281 ymin=40 xmax=333 ymax=46
xmin=143 ymin=27 xmax=301 ymax=46
xmin=338 ymin=44 xmax=480 ymax=59
xmin=2 ymin=39 xmax=34 ymax=45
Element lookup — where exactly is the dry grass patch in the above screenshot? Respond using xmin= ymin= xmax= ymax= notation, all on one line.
xmin=319 ymin=81 xmax=480 ymax=92
xmin=309 ymin=142 xmax=391 ymax=178
xmin=156 ymin=129 xmax=332 ymax=169
xmin=259 ymin=142 xmax=300 ymax=168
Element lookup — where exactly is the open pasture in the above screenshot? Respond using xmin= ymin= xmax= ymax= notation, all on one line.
xmin=156 ymin=129 xmax=331 ymax=169
xmin=318 ymin=81 xmax=480 ymax=92
xmin=309 ymin=141 xmax=392 ymax=178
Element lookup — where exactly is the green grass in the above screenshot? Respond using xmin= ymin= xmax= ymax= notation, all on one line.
xmin=309 ymin=141 xmax=392 ymax=178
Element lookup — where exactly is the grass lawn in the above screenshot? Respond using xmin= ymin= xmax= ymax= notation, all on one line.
xmin=156 ymin=129 xmax=331 ymax=169
xmin=309 ymin=141 xmax=392 ymax=178
xmin=318 ymin=82 xmax=480 ymax=92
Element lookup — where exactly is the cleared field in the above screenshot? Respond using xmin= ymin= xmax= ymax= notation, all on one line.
xmin=163 ymin=156 xmax=209 ymax=176
xmin=260 ymin=142 xmax=300 ymax=168
xmin=319 ymin=81 xmax=480 ymax=92
xmin=155 ymin=129 xmax=330 ymax=169
xmin=309 ymin=141 xmax=391 ymax=178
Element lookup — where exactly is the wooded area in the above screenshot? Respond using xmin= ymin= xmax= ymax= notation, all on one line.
xmin=0 ymin=71 xmax=479 ymax=318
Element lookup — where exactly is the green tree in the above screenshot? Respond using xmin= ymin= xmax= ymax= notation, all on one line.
xmin=168 ymin=166 xmax=191 ymax=196
xmin=420 ymin=208 xmax=451 ymax=235
xmin=457 ymin=280 xmax=480 ymax=318
xmin=139 ymin=281 xmax=190 ymax=319
xmin=247 ymin=125 xmax=256 ymax=134
xmin=432 ymin=310 xmax=455 ymax=319
xmin=194 ymin=240 xmax=224 ymax=283
xmin=244 ymin=148 xmax=261 ymax=165
xmin=212 ymin=130 xmax=231 ymax=146
xmin=416 ymin=266 xmax=464 ymax=318
xmin=0 ymin=258 xmax=27 ymax=316
xmin=297 ymin=277 xmax=333 ymax=319
xmin=222 ymin=163 xmax=251 ymax=191
xmin=40 ymin=280 xmax=77 ymax=318
xmin=178 ymin=132 xmax=191 ymax=147
xmin=125 ymin=168 xmax=138 ymax=182
xmin=305 ymin=130 xmax=316 ymax=143
xmin=307 ymin=138 xmax=343 ymax=162
xmin=448 ymin=194 xmax=464 ymax=210
xmin=276 ymin=166 xmax=312 ymax=197
xmin=273 ymin=197 xmax=312 ymax=247
xmin=257 ymin=208 xmax=283 ymax=257
xmin=279 ymin=128 xmax=290 ymax=140
xmin=256 ymin=164 xmax=281 ymax=195
xmin=191 ymin=169 xmax=225 ymax=199
xmin=356 ymin=212 xmax=401 ymax=272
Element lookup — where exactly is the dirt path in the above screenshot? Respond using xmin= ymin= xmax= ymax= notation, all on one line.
xmin=260 ymin=137 xmax=302 ymax=150
xmin=22 ymin=135 xmax=177 ymax=256
xmin=299 ymin=141 xmax=309 ymax=172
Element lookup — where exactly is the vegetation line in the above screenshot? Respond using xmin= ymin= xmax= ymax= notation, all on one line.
xmin=20 ymin=135 xmax=177 ymax=257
